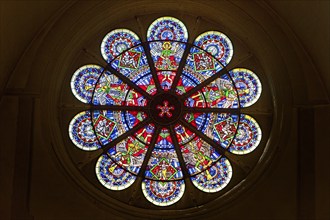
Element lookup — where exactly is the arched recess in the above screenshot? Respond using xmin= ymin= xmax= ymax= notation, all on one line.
xmin=5 ymin=0 xmax=324 ymax=219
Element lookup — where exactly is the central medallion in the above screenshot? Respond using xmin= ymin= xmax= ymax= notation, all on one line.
xmin=157 ymin=101 xmax=174 ymax=118
xmin=149 ymin=93 xmax=182 ymax=125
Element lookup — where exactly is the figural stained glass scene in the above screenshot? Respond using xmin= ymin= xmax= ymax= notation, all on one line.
xmin=69 ymin=16 xmax=263 ymax=207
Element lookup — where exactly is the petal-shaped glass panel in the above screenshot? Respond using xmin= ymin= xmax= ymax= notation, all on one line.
xmin=185 ymin=74 xmax=239 ymax=108
xmin=92 ymin=70 xmax=147 ymax=106
xmin=175 ymin=124 xmax=221 ymax=176
xmin=92 ymin=110 xmax=147 ymax=146
xmin=157 ymin=71 xmax=176 ymax=91
xmin=186 ymin=113 xmax=239 ymax=149
xmin=108 ymin=136 xmax=148 ymax=175
xmin=194 ymin=31 xmax=233 ymax=66
xmin=69 ymin=111 xmax=101 ymax=151
xmin=111 ymin=45 xmax=157 ymax=95
xmin=142 ymin=179 xmax=185 ymax=206
xmin=96 ymin=154 xmax=136 ymax=190
xmin=229 ymin=114 xmax=262 ymax=155
xmin=191 ymin=157 xmax=232 ymax=193
xmin=229 ymin=68 xmax=262 ymax=107
xmin=149 ymin=41 xmax=186 ymax=71
xmin=101 ymin=29 xmax=141 ymax=63
xmin=71 ymin=65 xmax=103 ymax=103
xmin=145 ymin=148 xmax=183 ymax=180
xmin=147 ymin=16 xmax=188 ymax=42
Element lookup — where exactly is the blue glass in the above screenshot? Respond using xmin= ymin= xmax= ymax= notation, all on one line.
xmin=194 ymin=31 xmax=233 ymax=66
xmin=147 ymin=17 xmax=188 ymax=42
xmin=142 ymin=179 xmax=185 ymax=206
xmin=101 ymin=29 xmax=141 ymax=63
xmin=229 ymin=114 xmax=262 ymax=154
xmin=191 ymin=157 xmax=232 ymax=192
xmin=71 ymin=65 xmax=103 ymax=104
xmin=69 ymin=111 xmax=101 ymax=150
xmin=96 ymin=154 xmax=136 ymax=190
xmin=229 ymin=68 xmax=262 ymax=107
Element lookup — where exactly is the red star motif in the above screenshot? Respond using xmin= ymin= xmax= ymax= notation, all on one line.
xmin=156 ymin=101 xmax=174 ymax=118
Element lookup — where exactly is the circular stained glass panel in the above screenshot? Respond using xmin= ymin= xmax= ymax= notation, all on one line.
xmin=68 ymin=16 xmax=267 ymax=207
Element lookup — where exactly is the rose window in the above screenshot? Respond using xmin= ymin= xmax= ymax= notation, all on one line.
xmin=69 ymin=16 xmax=264 ymax=207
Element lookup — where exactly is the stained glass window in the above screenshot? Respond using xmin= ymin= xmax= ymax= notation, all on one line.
xmin=68 ymin=16 xmax=265 ymax=207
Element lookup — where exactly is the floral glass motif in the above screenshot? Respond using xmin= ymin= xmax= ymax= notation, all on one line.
xmin=69 ymin=16 xmax=263 ymax=206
